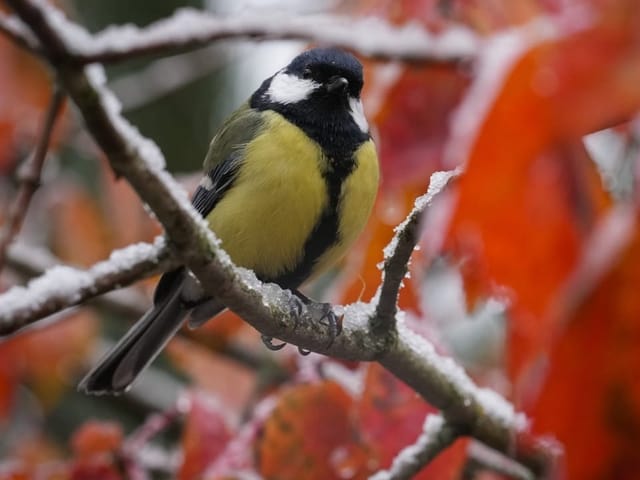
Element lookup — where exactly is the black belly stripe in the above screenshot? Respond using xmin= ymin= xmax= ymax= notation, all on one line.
xmin=272 ymin=154 xmax=355 ymax=289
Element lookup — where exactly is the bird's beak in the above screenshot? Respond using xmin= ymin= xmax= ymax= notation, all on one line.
xmin=327 ymin=76 xmax=349 ymax=94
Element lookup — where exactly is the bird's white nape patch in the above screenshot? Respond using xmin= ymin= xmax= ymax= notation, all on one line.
xmin=349 ymin=97 xmax=369 ymax=133
xmin=267 ymin=71 xmax=319 ymax=104
xmin=199 ymin=175 xmax=214 ymax=190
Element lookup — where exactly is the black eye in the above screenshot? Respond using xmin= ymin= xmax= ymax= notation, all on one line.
xmin=302 ymin=68 xmax=312 ymax=79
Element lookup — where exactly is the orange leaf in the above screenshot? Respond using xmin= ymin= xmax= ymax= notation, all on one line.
xmin=71 ymin=421 xmax=124 ymax=459
xmin=337 ymin=187 xmax=424 ymax=312
xmin=0 ymin=34 xmax=62 ymax=175
xmin=257 ymin=381 xmax=372 ymax=480
xmin=0 ymin=311 xmax=98 ymax=409
xmin=528 ymin=222 xmax=640 ymax=479
xmin=50 ymin=184 xmax=111 ymax=266
xmin=443 ymin=1 xmax=640 ymax=379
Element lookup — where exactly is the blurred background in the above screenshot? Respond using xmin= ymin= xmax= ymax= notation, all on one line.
xmin=1 ymin=0 xmax=640 ymax=478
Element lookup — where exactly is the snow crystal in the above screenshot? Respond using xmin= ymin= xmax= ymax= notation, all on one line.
xmin=341 ymin=301 xmax=375 ymax=332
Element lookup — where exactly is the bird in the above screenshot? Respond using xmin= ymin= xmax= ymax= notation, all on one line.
xmin=79 ymin=47 xmax=380 ymax=395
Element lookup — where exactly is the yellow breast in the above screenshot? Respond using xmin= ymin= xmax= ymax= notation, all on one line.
xmin=205 ymin=111 xmax=380 ymax=283
xmin=205 ymin=111 xmax=327 ymax=279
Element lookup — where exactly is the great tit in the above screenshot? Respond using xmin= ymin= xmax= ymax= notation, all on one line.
xmin=79 ymin=47 xmax=380 ymax=395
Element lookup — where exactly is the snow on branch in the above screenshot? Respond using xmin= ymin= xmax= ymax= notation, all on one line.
xmin=372 ymin=169 xmax=460 ymax=334
xmin=21 ymin=4 xmax=480 ymax=65
xmin=369 ymin=415 xmax=459 ymax=480
xmin=3 ymin=0 xmax=556 ymax=475
xmin=0 ymin=239 xmax=171 ymax=334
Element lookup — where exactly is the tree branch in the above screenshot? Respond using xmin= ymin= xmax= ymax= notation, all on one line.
xmin=2 ymin=0 xmax=554 ymax=475
xmin=372 ymin=169 xmax=460 ymax=334
xmin=369 ymin=414 xmax=460 ymax=480
xmin=0 ymin=87 xmax=65 ymax=272
xmin=11 ymin=6 xmax=480 ymax=65
xmin=0 ymin=238 xmax=172 ymax=335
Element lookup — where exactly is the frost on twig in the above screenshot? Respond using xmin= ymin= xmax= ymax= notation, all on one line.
xmin=372 ymin=169 xmax=460 ymax=334
xmin=369 ymin=414 xmax=458 ymax=480
xmin=0 ymin=238 xmax=171 ymax=335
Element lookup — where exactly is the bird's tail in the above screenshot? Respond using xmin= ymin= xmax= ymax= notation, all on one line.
xmin=78 ymin=288 xmax=187 ymax=395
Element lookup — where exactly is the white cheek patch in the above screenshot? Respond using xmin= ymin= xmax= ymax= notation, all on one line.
xmin=267 ymin=71 xmax=319 ymax=104
xmin=348 ymin=97 xmax=369 ymax=133
xmin=199 ymin=175 xmax=214 ymax=190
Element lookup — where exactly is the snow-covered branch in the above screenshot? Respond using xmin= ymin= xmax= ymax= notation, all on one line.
xmin=13 ymin=5 xmax=480 ymax=65
xmin=369 ymin=415 xmax=459 ymax=480
xmin=2 ymin=0 xmax=555 ymax=475
xmin=0 ymin=239 xmax=171 ymax=334
xmin=372 ymin=169 xmax=460 ymax=334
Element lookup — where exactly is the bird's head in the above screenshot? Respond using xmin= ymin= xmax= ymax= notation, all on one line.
xmin=252 ymin=47 xmax=369 ymax=135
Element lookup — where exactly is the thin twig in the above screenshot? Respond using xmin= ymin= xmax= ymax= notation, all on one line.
xmin=372 ymin=169 xmax=460 ymax=334
xmin=0 ymin=87 xmax=65 ymax=272
xmin=369 ymin=414 xmax=459 ymax=480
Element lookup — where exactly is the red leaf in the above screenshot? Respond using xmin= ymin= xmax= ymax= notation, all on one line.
xmin=442 ymin=0 xmax=640 ymax=379
xmin=71 ymin=421 xmax=123 ymax=458
xmin=179 ymin=392 xmax=232 ymax=480
xmin=372 ymin=65 xmax=469 ymax=191
xmin=256 ymin=381 xmax=372 ymax=480
xmin=358 ymin=364 xmax=467 ymax=479
xmin=70 ymin=461 xmax=122 ymax=480
xmin=528 ymin=223 xmax=640 ymax=479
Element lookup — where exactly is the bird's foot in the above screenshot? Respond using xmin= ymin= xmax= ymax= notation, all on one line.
xmin=261 ymin=335 xmax=287 ymax=351
xmin=292 ymin=290 xmax=343 ymax=349
xmin=260 ymin=291 xmax=343 ymax=354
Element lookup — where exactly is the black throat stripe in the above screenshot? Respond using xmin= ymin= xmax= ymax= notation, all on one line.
xmin=272 ymin=154 xmax=355 ymax=289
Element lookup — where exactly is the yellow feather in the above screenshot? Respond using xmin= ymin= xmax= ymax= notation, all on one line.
xmin=205 ymin=111 xmax=327 ymax=278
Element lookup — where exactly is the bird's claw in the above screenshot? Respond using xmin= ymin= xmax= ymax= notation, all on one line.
xmin=262 ymin=292 xmax=343 ymax=354
xmin=261 ymin=335 xmax=287 ymax=351
xmin=316 ymin=303 xmax=343 ymax=349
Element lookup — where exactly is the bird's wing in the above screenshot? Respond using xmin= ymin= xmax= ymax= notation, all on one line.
xmin=154 ymin=105 xmax=265 ymax=308
xmin=191 ymin=104 xmax=265 ymax=218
